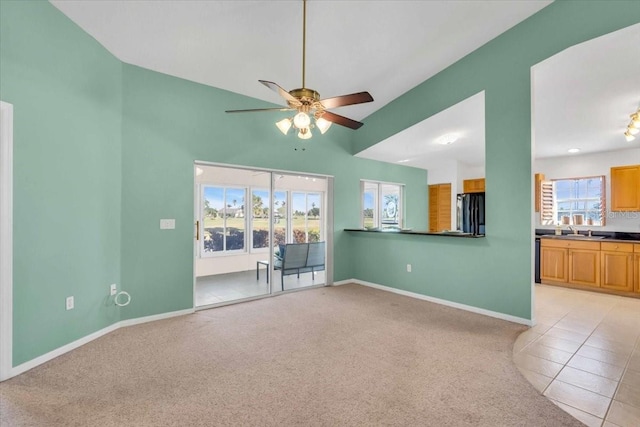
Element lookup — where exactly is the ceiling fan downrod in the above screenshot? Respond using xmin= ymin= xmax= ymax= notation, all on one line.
xmin=302 ymin=0 xmax=306 ymax=89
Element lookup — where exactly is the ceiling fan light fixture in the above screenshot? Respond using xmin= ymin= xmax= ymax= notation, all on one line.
xmin=624 ymin=130 xmax=636 ymax=142
xmin=315 ymin=117 xmax=332 ymax=134
xmin=293 ymin=112 xmax=311 ymax=129
xmin=298 ymin=127 xmax=312 ymax=140
xmin=276 ymin=118 xmax=292 ymax=135
xmin=631 ymin=112 xmax=640 ymax=127
xmin=629 ymin=125 xmax=640 ymax=135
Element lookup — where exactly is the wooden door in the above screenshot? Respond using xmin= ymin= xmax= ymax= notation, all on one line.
xmin=428 ymin=184 xmax=451 ymax=232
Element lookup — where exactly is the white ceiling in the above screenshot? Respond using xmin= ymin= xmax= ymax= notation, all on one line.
xmin=356 ymin=92 xmax=485 ymax=170
xmin=358 ymin=22 xmax=640 ymax=170
xmin=49 ymin=1 xmax=636 ymax=170
xmin=533 ymin=22 xmax=640 ymax=159
xmin=50 ymin=0 xmax=550 ymax=121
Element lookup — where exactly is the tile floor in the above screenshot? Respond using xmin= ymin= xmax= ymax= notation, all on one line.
xmin=195 ymin=269 xmax=325 ymax=307
xmin=514 ymin=284 xmax=640 ymax=427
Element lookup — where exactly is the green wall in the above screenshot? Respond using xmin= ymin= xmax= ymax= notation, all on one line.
xmin=350 ymin=0 xmax=640 ymax=320
xmin=119 ymin=64 xmax=427 ymax=319
xmin=0 ymin=0 xmax=123 ymax=365
xmin=1 ymin=0 xmax=639 ymax=367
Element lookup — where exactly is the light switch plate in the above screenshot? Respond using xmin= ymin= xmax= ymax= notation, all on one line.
xmin=160 ymin=219 xmax=175 ymax=229
xmin=66 ymin=296 xmax=74 ymax=310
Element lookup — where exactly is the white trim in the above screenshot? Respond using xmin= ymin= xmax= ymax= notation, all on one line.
xmin=0 ymin=101 xmax=14 ymax=381
xmin=348 ymin=279 xmax=533 ymax=326
xmin=4 ymin=308 xmax=194 ymax=381
xmin=331 ymin=280 xmax=352 ymax=286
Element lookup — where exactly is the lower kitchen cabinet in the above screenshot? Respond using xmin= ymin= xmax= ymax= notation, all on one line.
xmin=634 ymin=244 xmax=640 ymax=293
xmin=569 ymin=248 xmax=600 ymax=287
xmin=601 ymin=242 xmax=634 ymax=292
xmin=540 ymin=245 xmax=568 ymax=283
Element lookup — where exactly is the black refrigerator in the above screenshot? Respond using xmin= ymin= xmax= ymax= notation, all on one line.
xmin=456 ymin=193 xmax=485 ymax=235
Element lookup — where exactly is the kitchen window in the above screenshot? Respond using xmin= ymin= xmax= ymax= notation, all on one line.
xmin=540 ymin=176 xmax=606 ymax=226
xmin=361 ymin=180 xmax=404 ymax=229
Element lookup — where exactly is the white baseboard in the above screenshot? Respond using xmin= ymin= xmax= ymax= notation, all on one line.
xmin=331 ymin=279 xmax=353 ymax=286
xmin=7 ymin=308 xmax=195 ymax=380
xmin=348 ymin=279 xmax=532 ymax=326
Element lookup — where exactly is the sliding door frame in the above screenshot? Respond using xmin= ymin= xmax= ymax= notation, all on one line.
xmin=193 ymin=161 xmax=334 ymax=309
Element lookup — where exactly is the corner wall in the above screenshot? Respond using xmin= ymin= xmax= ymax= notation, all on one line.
xmin=350 ymin=1 xmax=640 ymax=320
xmin=0 ymin=0 xmax=123 ymax=365
xmin=119 ymin=64 xmax=428 ymax=320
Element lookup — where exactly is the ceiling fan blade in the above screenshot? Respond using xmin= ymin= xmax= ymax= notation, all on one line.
xmin=321 ymin=111 xmax=364 ymax=130
xmin=320 ymin=92 xmax=374 ymax=109
xmin=225 ymin=107 xmax=295 ymax=113
xmin=259 ymin=80 xmax=301 ymax=106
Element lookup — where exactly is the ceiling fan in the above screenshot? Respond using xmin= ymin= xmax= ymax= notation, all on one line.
xmin=225 ymin=0 xmax=374 ymax=139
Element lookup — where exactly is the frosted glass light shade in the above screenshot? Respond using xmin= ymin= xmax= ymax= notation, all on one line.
xmin=315 ymin=117 xmax=332 ymax=134
xmin=629 ymin=126 xmax=640 ymax=135
xmin=298 ymin=127 xmax=312 ymax=140
xmin=276 ymin=118 xmax=292 ymax=135
xmin=293 ymin=112 xmax=311 ymax=128
xmin=624 ymin=131 xmax=636 ymax=142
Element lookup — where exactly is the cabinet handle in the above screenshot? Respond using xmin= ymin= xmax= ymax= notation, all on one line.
xmin=195 ymin=220 xmax=200 ymax=241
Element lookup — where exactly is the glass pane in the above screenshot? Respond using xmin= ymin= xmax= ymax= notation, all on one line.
xmin=203 ymin=186 xmax=224 ymax=253
xmin=273 ymin=191 xmax=287 ymax=247
xmin=555 ymin=180 xmax=571 ymax=200
xmin=553 ymin=176 xmax=605 ymax=227
xmin=292 ymin=192 xmax=307 ymax=243
xmin=363 ymin=188 xmax=376 ymax=229
xmin=224 ymin=188 xmax=245 ymax=251
xmin=307 ymin=193 xmax=321 ymax=242
xmin=380 ymin=184 xmax=400 ymax=227
xmin=252 ymin=189 xmax=269 ymax=249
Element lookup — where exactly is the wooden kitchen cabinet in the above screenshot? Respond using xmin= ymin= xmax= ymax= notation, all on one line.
xmin=541 ymin=239 xmax=601 ymax=287
xmin=611 ymin=165 xmax=640 ymax=211
xmin=428 ymin=183 xmax=451 ymax=232
xmin=569 ymin=247 xmax=601 ymax=287
xmin=463 ymin=178 xmax=485 ymax=193
xmin=540 ymin=240 xmax=568 ymax=283
xmin=534 ymin=173 xmax=545 ymax=213
xmin=601 ymin=242 xmax=634 ymax=292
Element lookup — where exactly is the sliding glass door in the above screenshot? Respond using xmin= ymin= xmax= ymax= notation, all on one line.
xmin=194 ymin=165 xmax=329 ymax=308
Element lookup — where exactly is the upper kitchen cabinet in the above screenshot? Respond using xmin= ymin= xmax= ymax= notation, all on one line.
xmin=611 ymin=165 xmax=640 ymax=211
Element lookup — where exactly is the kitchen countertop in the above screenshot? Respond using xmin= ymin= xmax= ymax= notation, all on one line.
xmin=536 ymin=229 xmax=640 ymax=243
xmin=345 ymin=228 xmax=485 ymax=238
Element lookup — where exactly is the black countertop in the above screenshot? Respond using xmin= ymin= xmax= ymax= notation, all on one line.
xmin=535 ymin=229 xmax=640 ymax=242
xmin=344 ymin=228 xmax=485 ymax=238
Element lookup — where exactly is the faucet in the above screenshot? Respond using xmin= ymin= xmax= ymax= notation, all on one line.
xmin=567 ymin=225 xmax=579 ymax=235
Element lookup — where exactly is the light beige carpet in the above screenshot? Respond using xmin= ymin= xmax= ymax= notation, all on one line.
xmin=0 ymin=284 xmax=583 ymax=426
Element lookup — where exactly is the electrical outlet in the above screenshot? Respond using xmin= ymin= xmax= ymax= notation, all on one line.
xmin=407 ymin=264 xmax=412 ymax=273
xmin=110 ymin=284 xmax=117 ymax=296
xmin=66 ymin=296 xmax=74 ymax=310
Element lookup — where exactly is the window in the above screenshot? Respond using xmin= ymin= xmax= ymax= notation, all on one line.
xmin=273 ymin=190 xmax=288 ymax=246
xmin=251 ymin=189 xmax=269 ymax=250
xmin=201 ymin=186 xmax=247 ymax=255
xmin=361 ymin=180 xmax=404 ymax=229
xmin=540 ymin=176 xmax=606 ymax=226
xmin=292 ymin=192 xmax=323 ymax=243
